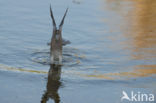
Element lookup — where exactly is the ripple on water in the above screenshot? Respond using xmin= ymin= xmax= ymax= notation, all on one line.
xmin=30 ymin=47 xmax=86 ymax=67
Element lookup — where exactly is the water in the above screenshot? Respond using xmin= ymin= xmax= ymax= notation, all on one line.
xmin=0 ymin=0 xmax=156 ymax=103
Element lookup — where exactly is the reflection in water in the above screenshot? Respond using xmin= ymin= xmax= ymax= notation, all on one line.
xmin=85 ymin=65 xmax=156 ymax=80
xmin=0 ymin=64 xmax=47 ymax=74
xmin=123 ymin=0 xmax=156 ymax=61
xmin=100 ymin=0 xmax=156 ymax=69
xmin=41 ymin=64 xmax=62 ymax=103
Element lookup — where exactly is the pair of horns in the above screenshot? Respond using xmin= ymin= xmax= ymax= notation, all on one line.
xmin=50 ymin=5 xmax=68 ymax=30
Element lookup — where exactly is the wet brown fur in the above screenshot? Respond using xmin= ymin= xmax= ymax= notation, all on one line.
xmin=50 ymin=5 xmax=68 ymax=64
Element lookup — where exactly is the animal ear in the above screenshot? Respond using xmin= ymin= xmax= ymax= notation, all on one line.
xmin=59 ymin=8 xmax=68 ymax=30
xmin=50 ymin=5 xmax=56 ymax=30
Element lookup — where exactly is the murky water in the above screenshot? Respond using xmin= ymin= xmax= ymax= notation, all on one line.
xmin=0 ymin=0 xmax=156 ymax=103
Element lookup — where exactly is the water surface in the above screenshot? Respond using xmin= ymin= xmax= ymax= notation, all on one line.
xmin=0 ymin=0 xmax=156 ymax=103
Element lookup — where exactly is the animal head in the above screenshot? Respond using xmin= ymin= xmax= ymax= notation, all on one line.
xmin=50 ymin=5 xmax=68 ymax=39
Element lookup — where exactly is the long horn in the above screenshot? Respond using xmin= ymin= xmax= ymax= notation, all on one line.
xmin=59 ymin=8 xmax=68 ymax=30
xmin=50 ymin=5 xmax=56 ymax=29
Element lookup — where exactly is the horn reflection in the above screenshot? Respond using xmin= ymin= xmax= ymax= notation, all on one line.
xmin=41 ymin=64 xmax=62 ymax=103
